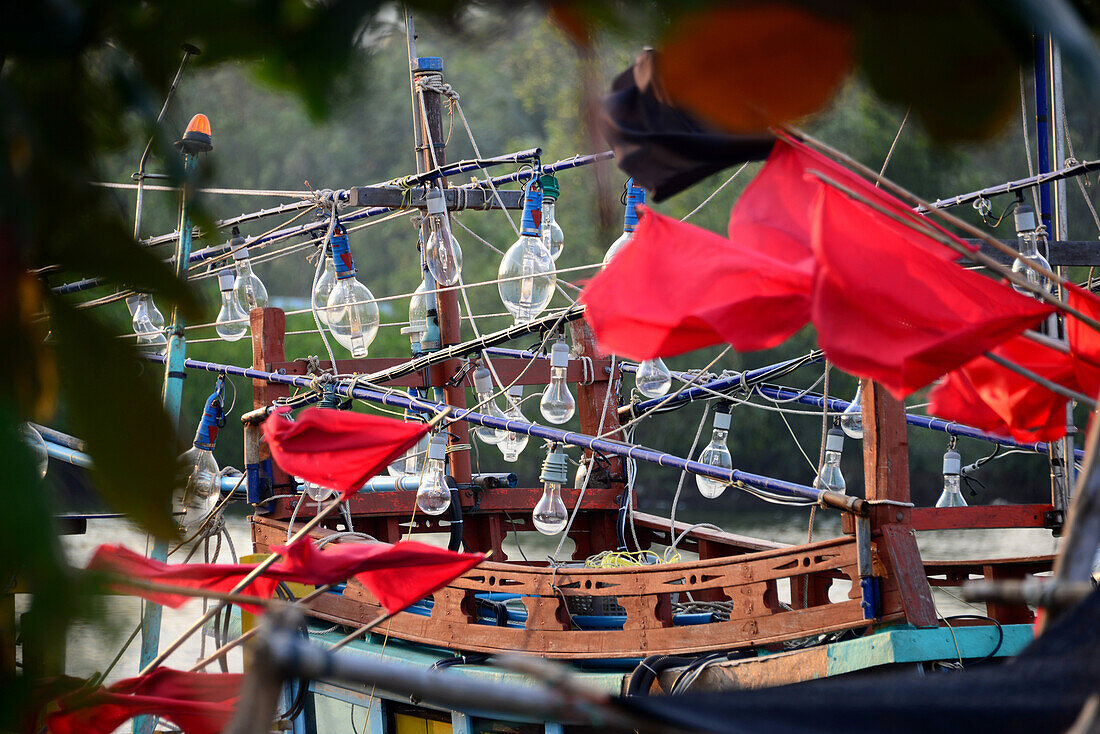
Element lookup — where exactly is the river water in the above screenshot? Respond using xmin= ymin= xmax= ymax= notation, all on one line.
xmin=55 ymin=506 xmax=1059 ymax=687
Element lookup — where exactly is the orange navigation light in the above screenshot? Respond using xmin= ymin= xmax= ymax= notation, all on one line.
xmin=179 ymin=113 xmax=213 ymax=154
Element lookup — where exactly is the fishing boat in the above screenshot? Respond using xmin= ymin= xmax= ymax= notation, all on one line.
xmin=25 ymin=10 xmax=1100 ymax=734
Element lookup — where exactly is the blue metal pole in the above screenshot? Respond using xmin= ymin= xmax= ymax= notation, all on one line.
xmin=1034 ymin=34 xmax=1053 ymax=233
xmin=142 ymin=353 xmax=837 ymax=507
xmin=136 ymin=145 xmax=199 ymax=733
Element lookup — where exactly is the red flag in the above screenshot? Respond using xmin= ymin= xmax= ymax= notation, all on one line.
xmin=90 ymin=540 xmax=484 ymax=614
xmin=1065 ymin=283 xmax=1100 ymax=398
xmin=269 ymin=538 xmax=485 ymax=613
xmin=47 ymin=667 xmax=240 ymax=734
xmin=580 ymin=207 xmax=812 ymax=359
xmin=929 ymin=335 xmax=1075 ymax=442
xmin=810 ymin=185 xmax=1054 ymax=397
xmin=728 ymin=134 xmax=969 ymax=267
xmin=263 ymin=407 xmax=431 ymax=499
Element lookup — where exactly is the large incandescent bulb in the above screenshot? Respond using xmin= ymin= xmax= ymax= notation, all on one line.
xmin=498 ymin=183 xmax=556 ymax=323
xmin=416 ymin=434 xmax=451 ymax=516
xmin=814 ymin=427 xmax=846 ymax=495
xmin=1010 ymin=203 xmax=1052 ymax=296
xmin=840 ymin=384 xmax=864 ymax=440
xmin=472 ymin=366 xmax=508 ymax=444
xmin=498 ymin=385 xmax=530 ymax=462
xmin=312 ymin=241 xmax=337 ymax=327
xmin=533 ymin=444 xmax=569 ymax=535
xmin=127 ymin=293 xmax=168 ymax=353
xmin=215 ymin=269 xmax=249 ymax=342
xmin=636 ymin=358 xmax=672 ymax=398
xmin=231 ymin=228 xmax=268 ymax=311
xmin=424 ymin=186 xmax=463 ymax=287
xmin=175 ymin=382 xmax=225 ymax=533
xmin=935 ymin=447 xmax=967 ymax=508
xmin=539 ymin=174 xmax=565 ymax=261
xmin=326 ymin=221 xmax=380 ymax=357
xmin=540 ymin=340 xmax=576 ymax=424
xmin=603 ymin=179 xmax=645 ymax=265
xmin=696 ymin=404 xmax=733 ymax=499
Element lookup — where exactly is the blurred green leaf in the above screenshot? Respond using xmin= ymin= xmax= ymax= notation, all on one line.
xmin=47 ymin=294 xmax=180 ymax=539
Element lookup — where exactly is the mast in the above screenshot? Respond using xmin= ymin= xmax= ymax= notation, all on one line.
xmin=407 ymin=26 xmax=473 ymax=486
xmin=1036 ymin=35 xmax=1074 ymax=518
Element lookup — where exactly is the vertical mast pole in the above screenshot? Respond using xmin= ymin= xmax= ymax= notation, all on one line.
xmin=135 ymin=119 xmax=207 ymax=734
xmin=410 ymin=49 xmax=473 ymax=486
xmin=1036 ymin=36 xmax=1073 ymax=516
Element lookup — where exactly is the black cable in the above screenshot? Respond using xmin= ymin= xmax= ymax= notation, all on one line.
xmin=430 ymin=653 xmax=491 ymax=670
xmin=626 ymin=654 xmax=698 ymax=696
xmin=940 ymin=614 xmax=1004 ymax=666
xmin=446 ymin=480 xmax=463 ymax=552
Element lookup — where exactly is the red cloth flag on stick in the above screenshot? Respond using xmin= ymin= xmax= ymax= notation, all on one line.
xmin=90 ymin=539 xmax=484 ymax=614
xmin=580 ymin=207 xmax=812 ymax=359
xmin=928 ymin=335 xmax=1077 ymax=442
xmin=47 ymin=667 xmax=240 ymax=734
xmin=263 ymin=407 xmax=431 ymax=499
xmin=728 ymin=134 xmax=969 ymax=267
xmin=810 ymin=185 xmax=1054 ymax=397
xmin=1065 ymin=283 xmax=1100 ymax=399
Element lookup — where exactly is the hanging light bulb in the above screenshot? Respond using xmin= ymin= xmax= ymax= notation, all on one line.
xmin=175 ymin=379 xmax=226 ymax=533
xmin=1010 ymin=203 xmax=1052 ymax=296
xmin=533 ymin=444 xmax=569 ymax=535
xmin=603 ymin=178 xmax=645 ymax=266
xmin=230 ymin=227 xmax=269 ymax=311
xmin=936 ymin=446 xmax=967 ymax=508
xmin=840 ymin=383 xmax=864 ymax=440
xmin=540 ymin=339 xmax=575 ymax=424
xmin=539 ymin=173 xmax=565 ymax=261
xmin=472 ymin=366 xmax=508 ymax=444
xmin=300 ymin=477 xmax=336 ymax=502
xmin=424 ymin=186 xmax=463 ymax=286
xmin=326 ymin=221 xmax=380 ymax=357
xmin=214 ymin=269 xmax=249 ymax=342
xmin=126 ymin=294 xmax=167 ymax=353
xmin=20 ymin=423 xmax=48 ymax=480
xmin=696 ymin=404 xmax=733 ymax=499
xmin=407 ymin=281 xmax=430 ymax=352
xmin=498 ymin=182 xmax=556 ymax=323
xmin=312 ymin=240 xmax=337 ymax=327
xmin=814 ymin=427 xmax=846 ymax=494
xmin=499 ymin=385 xmax=530 ymax=462
xmin=636 ymin=358 xmax=672 ymax=398
xmin=416 ymin=433 xmax=451 ymax=515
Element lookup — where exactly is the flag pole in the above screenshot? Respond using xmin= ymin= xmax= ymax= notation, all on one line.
xmin=141 ymin=407 xmax=452 ymax=675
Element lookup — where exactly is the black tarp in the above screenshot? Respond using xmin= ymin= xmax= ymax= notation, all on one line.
xmin=599 ymin=49 xmax=774 ymax=202
xmin=619 ymin=588 xmax=1100 ymax=733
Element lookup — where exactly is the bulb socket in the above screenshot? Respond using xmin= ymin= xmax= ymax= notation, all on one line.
xmin=426 ymin=187 xmax=447 ymax=216
xmin=507 ymin=384 xmax=524 ymax=399
xmin=231 ymin=244 xmax=250 ymax=261
xmin=427 ymin=434 xmax=447 ymax=462
xmin=217 ymin=269 xmax=236 ymax=291
xmin=1014 ymin=203 xmax=1037 ymax=234
xmin=826 ymin=427 xmax=845 ymax=453
xmin=539 ymin=446 xmax=569 ymax=484
xmin=539 ymin=173 xmax=560 ymax=201
xmin=943 ymin=449 xmax=961 ymax=476
xmin=473 ymin=366 xmax=493 ymax=394
xmin=550 ymin=340 xmax=570 ymax=369
xmin=713 ymin=410 xmax=731 ymax=431
xmin=520 ymin=184 xmax=543 ymax=236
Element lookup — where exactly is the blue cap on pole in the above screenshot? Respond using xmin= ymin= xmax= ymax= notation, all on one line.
xmin=624 ymin=179 xmax=645 ymax=232
xmin=193 ymin=380 xmax=226 ymax=450
xmin=331 ymin=222 xmax=356 ymax=279
xmin=520 ymin=182 xmax=544 ymax=237
xmin=415 ymin=57 xmax=444 ymax=73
